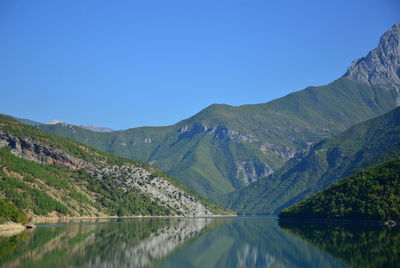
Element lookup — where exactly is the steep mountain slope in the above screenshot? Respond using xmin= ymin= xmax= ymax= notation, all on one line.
xmin=344 ymin=23 xmax=400 ymax=103
xmin=229 ymin=106 xmax=400 ymax=214
xmin=0 ymin=115 xmax=229 ymax=222
xmin=36 ymin=23 xmax=400 ymax=202
xmin=279 ymin=158 xmax=400 ymax=221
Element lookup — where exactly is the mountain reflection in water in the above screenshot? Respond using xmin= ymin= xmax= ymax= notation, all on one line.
xmin=0 ymin=217 xmax=396 ymax=268
xmin=0 ymin=218 xmax=214 ymax=268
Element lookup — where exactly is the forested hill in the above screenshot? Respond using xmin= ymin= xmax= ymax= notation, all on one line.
xmin=279 ymin=158 xmax=400 ymax=222
xmin=0 ymin=115 xmax=230 ymax=223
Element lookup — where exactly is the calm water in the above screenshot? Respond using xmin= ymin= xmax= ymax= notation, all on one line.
xmin=0 ymin=216 xmax=398 ymax=268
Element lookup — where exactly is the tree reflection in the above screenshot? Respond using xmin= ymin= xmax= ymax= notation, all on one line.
xmin=280 ymin=222 xmax=400 ymax=268
xmin=0 ymin=218 xmax=215 ymax=268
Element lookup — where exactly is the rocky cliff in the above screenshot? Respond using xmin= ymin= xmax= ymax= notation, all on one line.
xmin=344 ymin=23 xmax=400 ymax=103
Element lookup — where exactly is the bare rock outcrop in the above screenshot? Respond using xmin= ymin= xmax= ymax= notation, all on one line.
xmin=344 ymin=23 xmax=400 ymax=104
xmin=0 ymin=131 xmax=89 ymax=170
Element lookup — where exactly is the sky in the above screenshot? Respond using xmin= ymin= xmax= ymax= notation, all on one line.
xmin=0 ymin=0 xmax=399 ymax=129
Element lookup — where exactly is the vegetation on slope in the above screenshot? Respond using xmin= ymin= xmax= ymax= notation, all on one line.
xmin=0 ymin=146 xmax=172 ymax=217
xmin=229 ymin=106 xmax=400 ymax=214
xmin=279 ymin=158 xmax=400 ymax=221
xmin=0 ymin=115 xmax=230 ymax=221
xmin=36 ymin=78 xmax=398 ymax=202
xmin=0 ymin=197 xmax=29 ymax=224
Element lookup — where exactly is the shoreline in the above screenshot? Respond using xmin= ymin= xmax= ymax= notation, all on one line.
xmin=0 ymin=222 xmax=26 ymax=231
xmin=278 ymin=217 xmax=397 ymax=227
xmin=0 ymin=222 xmax=35 ymax=236
xmin=31 ymin=214 xmax=237 ymax=223
xmin=1 ymin=214 xmax=237 ymax=235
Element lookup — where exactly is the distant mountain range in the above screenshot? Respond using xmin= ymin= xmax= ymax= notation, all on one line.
xmin=48 ymin=119 xmax=115 ymax=132
xmin=79 ymin=124 xmax=114 ymax=132
xmin=13 ymin=117 xmax=115 ymax=133
xmin=28 ymin=23 xmax=400 ymax=205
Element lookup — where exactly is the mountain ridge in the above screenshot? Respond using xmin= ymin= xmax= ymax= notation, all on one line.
xmin=26 ymin=23 xmax=400 ymax=203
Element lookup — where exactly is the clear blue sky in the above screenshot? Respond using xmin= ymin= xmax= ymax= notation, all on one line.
xmin=1 ymin=0 xmax=399 ymax=129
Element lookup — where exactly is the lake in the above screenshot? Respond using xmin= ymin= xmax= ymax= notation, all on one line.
xmin=0 ymin=216 xmax=398 ymax=268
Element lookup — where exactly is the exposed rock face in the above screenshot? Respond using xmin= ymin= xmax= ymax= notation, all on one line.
xmin=179 ymin=123 xmax=258 ymax=143
xmin=344 ymin=23 xmax=400 ymax=103
xmin=95 ymin=166 xmax=212 ymax=216
xmin=260 ymin=143 xmax=296 ymax=160
xmin=0 ymin=221 xmax=26 ymax=232
xmin=235 ymin=161 xmax=272 ymax=185
xmin=0 ymin=131 xmax=90 ymax=170
xmin=0 ymin=131 xmax=213 ymax=217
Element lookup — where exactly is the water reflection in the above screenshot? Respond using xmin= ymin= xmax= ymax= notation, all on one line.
xmin=159 ymin=217 xmax=344 ymax=268
xmin=280 ymin=222 xmax=400 ymax=268
xmin=0 ymin=218 xmax=215 ymax=268
xmin=1 ymin=217 xmax=396 ymax=268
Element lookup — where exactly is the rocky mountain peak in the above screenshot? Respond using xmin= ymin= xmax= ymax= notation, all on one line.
xmin=344 ymin=23 xmax=400 ymax=103
xmin=48 ymin=119 xmax=66 ymax=125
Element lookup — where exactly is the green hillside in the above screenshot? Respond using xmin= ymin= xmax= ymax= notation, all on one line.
xmin=280 ymin=158 xmax=400 ymax=221
xmin=36 ymin=78 xmax=397 ymax=202
xmin=0 ymin=115 xmax=229 ymax=223
xmin=229 ymin=106 xmax=400 ymax=214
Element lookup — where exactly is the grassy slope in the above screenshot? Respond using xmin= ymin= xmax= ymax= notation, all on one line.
xmin=229 ymin=106 xmax=400 ymax=214
xmin=279 ymin=158 xmax=400 ymax=221
xmin=0 ymin=115 xmax=229 ymax=222
xmin=36 ymin=78 xmax=398 ymax=201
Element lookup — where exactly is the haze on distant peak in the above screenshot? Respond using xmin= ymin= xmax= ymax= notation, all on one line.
xmin=79 ymin=125 xmax=115 ymax=132
xmin=48 ymin=120 xmax=65 ymax=125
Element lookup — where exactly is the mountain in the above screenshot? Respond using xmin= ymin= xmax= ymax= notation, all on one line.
xmin=279 ymin=157 xmax=400 ymax=221
xmin=344 ymin=23 xmax=400 ymax=102
xmin=229 ymin=106 xmax=400 ymax=214
xmin=48 ymin=120 xmax=65 ymax=125
xmin=12 ymin=117 xmax=42 ymax=127
xmin=0 ymin=115 xmax=230 ymax=223
xmin=34 ymin=23 xmax=400 ymax=202
xmin=49 ymin=120 xmax=115 ymax=133
xmin=79 ymin=124 xmax=114 ymax=132
xmin=14 ymin=118 xmax=114 ymax=133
